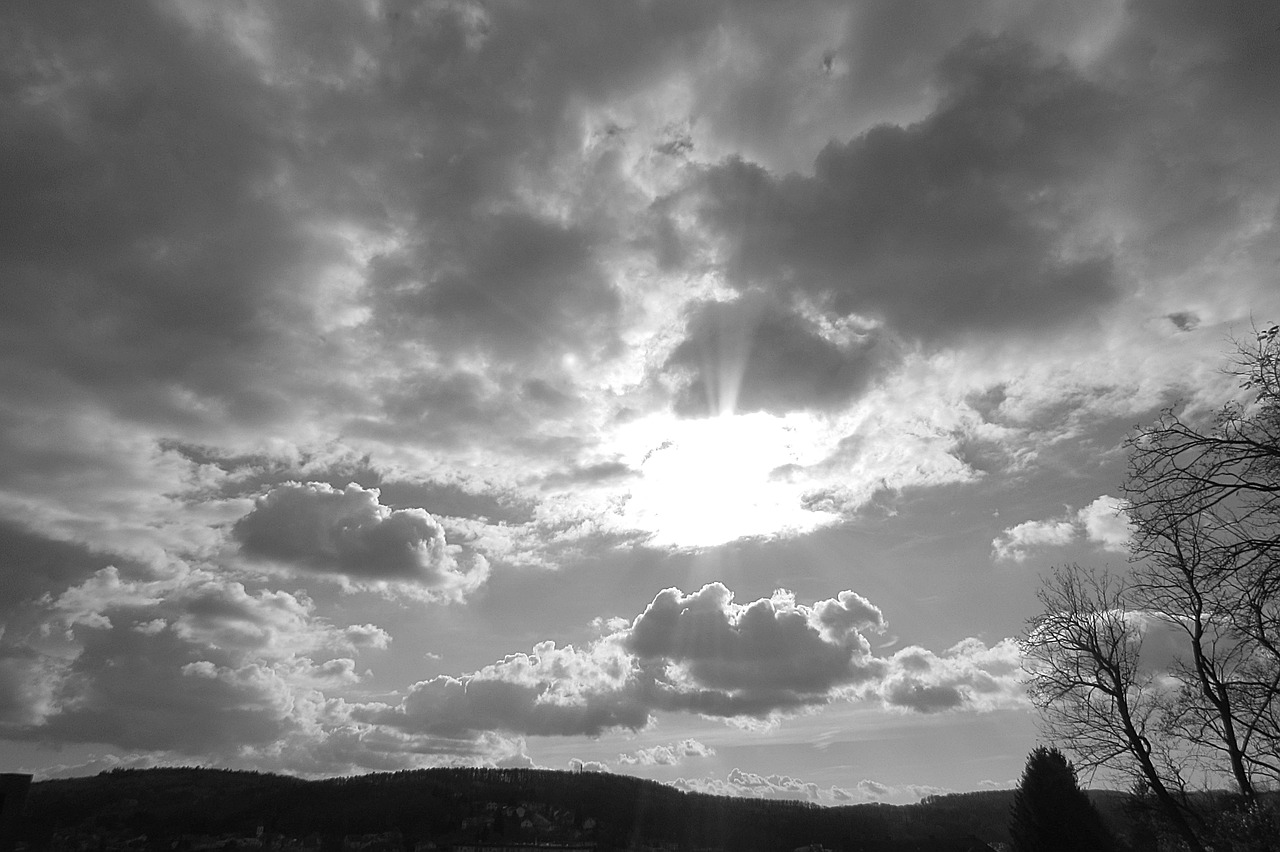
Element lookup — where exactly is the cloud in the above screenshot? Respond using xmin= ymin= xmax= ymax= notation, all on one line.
xmin=855 ymin=778 xmax=953 ymax=803
xmin=813 ymin=590 xmax=887 ymax=641
xmin=370 ymin=583 xmax=892 ymax=741
xmin=343 ymin=624 xmax=393 ymax=650
xmin=673 ymin=768 xmax=853 ymax=804
xmin=0 ymin=645 xmax=61 ymax=728
xmin=617 ymin=738 xmax=715 ymax=766
xmin=371 ymin=582 xmax=1009 ymax=748
xmin=1 ymin=564 xmax=384 ymax=754
xmin=872 ymin=638 xmax=1026 ymax=714
xmin=622 ymin=583 xmax=886 ymax=717
xmin=4 ymin=0 xmax=1276 ymax=786
xmin=568 ymin=758 xmax=609 ymax=772
xmin=368 ymin=640 xmax=649 ymax=739
xmin=369 ymin=213 xmax=621 ymax=365
xmin=234 ymin=482 xmax=488 ymax=595
xmin=686 ymin=33 xmax=1120 ymax=343
xmin=1076 ymin=495 xmax=1132 ymax=551
xmin=664 ymin=294 xmax=888 ymax=416
xmin=992 ymin=494 xmax=1131 ymax=561
xmin=991 ymin=518 xmax=1078 ymax=563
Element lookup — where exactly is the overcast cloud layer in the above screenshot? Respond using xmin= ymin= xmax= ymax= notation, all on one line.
xmin=2 ymin=0 xmax=1278 ymax=801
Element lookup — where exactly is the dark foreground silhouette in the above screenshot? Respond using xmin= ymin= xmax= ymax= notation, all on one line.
xmin=14 ymin=766 xmax=1135 ymax=852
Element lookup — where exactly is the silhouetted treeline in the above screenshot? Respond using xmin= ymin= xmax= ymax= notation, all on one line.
xmin=14 ymin=766 xmax=1125 ymax=852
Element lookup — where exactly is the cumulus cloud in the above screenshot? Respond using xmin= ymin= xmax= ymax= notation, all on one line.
xmin=871 ymin=638 xmax=1025 ymax=714
xmin=370 ymin=583 xmax=894 ymax=741
xmin=623 ymin=584 xmax=877 ymax=683
xmin=855 ymin=778 xmax=953 ymax=803
xmin=234 ymin=482 xmax=488 ymax=596
xmin=674 ymin=768 xmax=853 ymax=804
xmin=992 ymin=495 xmax=1131 ymax=561
xmin=371 ymin=582 xmax=1013 ymax=748
xmin=0 ymin=560 xmax=400 ymax=762
xmin=623 ymin=583 xmax=887 ymax=719
xmin=1076 ymin=495 xmax=1133 ymax=551
xmin=367 ymin=640 xmax=648 ymax=739
xmin=617 ymin=738 xmax=716 ymax=766
xmin=568 ymin=758 xmax=609 ymax=772
xmin=0 ymin=562 xmax=368 ymax=752
xmin=991 ymin=518 xmax=1078 ymax=563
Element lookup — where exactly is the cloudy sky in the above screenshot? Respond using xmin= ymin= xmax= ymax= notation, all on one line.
xmin=2 ymin=0 xmax=1278 ymax=804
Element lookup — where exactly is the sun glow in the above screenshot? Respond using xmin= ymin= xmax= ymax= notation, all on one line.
xmin=617 ymin=412 xmax=838 ymax=547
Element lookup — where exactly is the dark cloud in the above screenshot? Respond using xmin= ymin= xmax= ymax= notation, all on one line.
xmin=386 ymin=675 xmax=649 ymax=739
xmin=689 ymin=34 xmax=1121 ymax=341
xmin=0 ymin=0 xmax=721 ymax=463
xmin=0 ymin=521 xmax=127 ymax=623
xmin=623 ymin=584 xmax=882 ymax=698
xmin=0 ymin=526 xmax=145 ymax=732
xmin=0 ymin=3 xmax=328 ymax=430
xmin=1097 ymin=0 xmax=1280 ymax=276
xmin=37 ymin=619 xmax=294 ymax=753
xmin=665 ymin=294 xmax=887 ymax=416
xmin=612 ymin=583 xmax=888 ymax=721
xmin=370 ymin=214 xmax=621 ymax=364
xmin=5 ymin=569 xmax=372 ymax=755
xmin=234 ymin=482 xmax=488 ymax=593
xmin=348 ymin=368 xmax=592 ymax=458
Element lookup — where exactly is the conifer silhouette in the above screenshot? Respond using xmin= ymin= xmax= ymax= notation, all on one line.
xmin=1009 ymin=746 xmax=1117 ymax=852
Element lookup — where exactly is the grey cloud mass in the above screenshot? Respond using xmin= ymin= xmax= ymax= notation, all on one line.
xmin=234 ymin=482 xmax=488 ymax=593
xmin=687 ymin=34 xmax=1120 ymax=340
xmin=3 ymin=566 xmax=369 ymax=756
xmin=1 ymin=0 xmax=1278 ymax=789
xmin=665 ymin=294 xmax=888 ymax=416
xmin=623 ymin=583 xmax=883 ymax=699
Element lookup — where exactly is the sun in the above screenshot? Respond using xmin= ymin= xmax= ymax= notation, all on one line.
xmin=616 ymin=411 xmax=837 ymax=547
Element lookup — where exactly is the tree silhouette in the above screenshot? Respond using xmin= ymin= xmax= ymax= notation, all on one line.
xmin=1009 ymin=746 xmax=1117 ymax=852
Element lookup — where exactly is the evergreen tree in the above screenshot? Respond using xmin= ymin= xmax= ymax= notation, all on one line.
xmin=1009 ymin=746 xmax=1118 ymax=852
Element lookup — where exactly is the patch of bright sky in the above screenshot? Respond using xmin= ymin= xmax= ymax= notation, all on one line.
xmin=612 ymin=410 xmax=841 ymax=547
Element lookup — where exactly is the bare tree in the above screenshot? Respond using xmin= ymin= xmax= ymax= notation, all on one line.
xmin=1124 ymin=324 xmax=1280 ymax=797
xmin=1023 ymin=566 xmax=1207 ymax=852
xmin=1027 ymin=328 xmax=1280 ymax=850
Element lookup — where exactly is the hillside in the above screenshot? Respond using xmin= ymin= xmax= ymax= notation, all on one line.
xmin=7 ymin=766 xmax=1056 ymax=852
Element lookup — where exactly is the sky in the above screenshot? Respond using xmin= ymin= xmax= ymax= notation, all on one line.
xmin=2 ymin=0 xmax=1279 ymax=805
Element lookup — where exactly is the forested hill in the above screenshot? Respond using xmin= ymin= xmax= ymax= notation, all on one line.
xmin=12 ymin=766 xmax=1054 ymax=852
